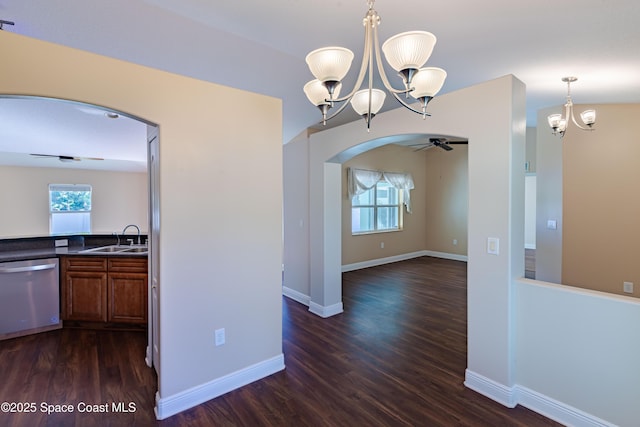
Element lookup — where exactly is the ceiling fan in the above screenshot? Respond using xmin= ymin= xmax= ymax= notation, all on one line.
xmin=30 ymin=153 xmax=104 ymax=162
xmin=408 ymin=137 xmax=468 ymax=152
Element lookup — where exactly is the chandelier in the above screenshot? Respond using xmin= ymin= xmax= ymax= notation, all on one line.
xmin=547 ymin=77 xmax=596 ymax=137
xmin=303 ymin=0 xmax=446 ymax=130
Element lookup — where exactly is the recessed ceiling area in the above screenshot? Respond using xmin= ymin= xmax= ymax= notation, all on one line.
xmin=0 ymin=97 xmax=148 ymax=172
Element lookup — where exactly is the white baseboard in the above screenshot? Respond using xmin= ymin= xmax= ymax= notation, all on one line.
xmin=464 ymin=369 xmax=516 ymax=408
xmin=464 ymin=370 xmax=615 ymax=427
xmin=309 ymin=301 xmax=343 ymax=318
xmin=282 ymin=286 xmax=310 ymax=306
xmin=282 ymin=287 xmax=344 ymax=318
xmin=515 ymin=385 xmax=615 ymax=427
xmin=154 ymin=354 xmax=285 ymax=420
xmin=422 ymin=250 xmax=468 ymax=262
xmin=342 ymin=250 xmax=467 ymax=272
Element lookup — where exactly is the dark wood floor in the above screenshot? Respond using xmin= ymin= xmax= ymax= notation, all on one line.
xmin=0 ymin=256 xmax=560 ymax=426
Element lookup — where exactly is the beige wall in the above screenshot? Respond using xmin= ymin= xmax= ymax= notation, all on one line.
xmin=341 ymin=144 xmax=428 ymax=265
xmin=424 ymin=145 xmax=468 ymax=256
xmin=0 ymin=166 xmax=147 ymax=237
xmin=1 ymin=31 xmax=283 ymax=418
xmin=562 ymin=104 xmax=640 ymax=297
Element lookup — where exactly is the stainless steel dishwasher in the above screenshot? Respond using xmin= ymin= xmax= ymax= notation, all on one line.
xmin=0 ymin=257 xmax=61 ymax=339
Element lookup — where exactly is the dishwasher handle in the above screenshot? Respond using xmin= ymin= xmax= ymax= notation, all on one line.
xmin=0 ymin=263 xmax=57 ymax=274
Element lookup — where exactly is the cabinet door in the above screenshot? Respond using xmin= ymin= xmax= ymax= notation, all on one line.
xmin=63 ymin=271 xmax=108 ymax=322
xmin=108 ymin=272 xmax=148 ymax=323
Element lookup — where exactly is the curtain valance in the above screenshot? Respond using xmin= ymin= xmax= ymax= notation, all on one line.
xmin=347 ymin=168 xmax=415 ymax=213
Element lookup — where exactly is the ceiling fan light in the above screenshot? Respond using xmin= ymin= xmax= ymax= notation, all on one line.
xmin=304 ymin=79 xmax=342 ymax=106
xmin=350 ymin=89 xmax=386 ymax=116
xmin=410 ymin=67 xmax=447 ymax=99
xmin=381 ymin=31 xmax=436 ymax=72
xmin=580 ymin=109 xmax=596 ymax=126
xmin=305 ymin=47 xmax=354 ymax=82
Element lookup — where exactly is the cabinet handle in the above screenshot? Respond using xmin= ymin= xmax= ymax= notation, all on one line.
xmin=0 ymin=263 xmax=57 ymax=274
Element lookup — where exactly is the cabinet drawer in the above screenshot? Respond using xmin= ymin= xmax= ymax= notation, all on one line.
xmin=108 ymin=257 xmax=147 ymax=273
xmin=63 ymin=256 xmax=107 ymax=272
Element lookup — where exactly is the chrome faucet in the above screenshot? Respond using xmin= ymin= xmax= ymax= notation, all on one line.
xmin=121 ymin=224 xmax=141 ymax=245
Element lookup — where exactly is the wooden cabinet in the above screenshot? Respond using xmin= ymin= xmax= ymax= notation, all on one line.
xmin=61 ymin=256 xmax=147 ymax=325
xmin=108 ymin=258 xmax=148 ymax=324
xmin=61 ymin=257 xmax=108 ymax=322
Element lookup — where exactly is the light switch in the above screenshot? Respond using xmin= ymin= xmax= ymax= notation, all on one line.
xmin=487 ymin=237 xmax=499 ymax=255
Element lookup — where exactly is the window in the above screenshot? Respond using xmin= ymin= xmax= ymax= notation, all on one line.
xmin=49 ymin=184 xmax=92 ymax=234
xmin=348 ymin=168 xmax=414 ymax=235
xmin=352 ymin=180 xmax=402 ymax=234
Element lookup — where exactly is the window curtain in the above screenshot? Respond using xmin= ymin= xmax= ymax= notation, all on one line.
xmin=348 ymin=168 xmax=415 ymax=213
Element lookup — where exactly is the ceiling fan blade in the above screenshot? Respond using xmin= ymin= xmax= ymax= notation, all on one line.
xmin=30 ymin=153 xmax=103 ymax=161
xmin=30 ymin=153 xmax=58 ymax=158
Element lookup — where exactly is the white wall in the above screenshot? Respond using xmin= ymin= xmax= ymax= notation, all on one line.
xmin=536 ymin=106 xmax=563 ymax=282
xmin=282 ymin=130 xmax=311 ymax=304
xmin=524 ymin=175 xmax=536 ymax=249
xmin=1 ymin=32 xmax=284 ymax=419
xmin=515 ymin=279 xmax=640 ymax=426
xmin=0 ymin=166 xmax=147 ymax=237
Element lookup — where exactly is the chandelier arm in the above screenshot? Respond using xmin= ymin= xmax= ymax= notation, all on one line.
xmin=568 ymin=102 xmax=590 ymax=130
xmin=390 ymin=92 xmax=432 ymax=117
xmin=322 ymin=94 xmax=356 ymax=122
xmin=372 ymin=23 xmax=413 ymax=95
xmin=329 ymin=15 xmax=374 ymax=103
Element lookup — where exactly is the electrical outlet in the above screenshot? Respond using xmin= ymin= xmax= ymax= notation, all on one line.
xmin=623 ymin=282 xmax=633 ymax=294
xmin=453 ymin=239 xmax=457 ymax=245
xmin=54 ymin=239 xmax=68 ymax=247
xmin=380 ymin=242 xmax=384 ymax=249
xmin=215 ymin=328 xmax=225 ymax=346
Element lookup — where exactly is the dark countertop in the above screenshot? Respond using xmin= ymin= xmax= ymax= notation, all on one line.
xmin=0 ymin=246 xmax=148 ymax=263
xmin=0 ymin=234 xmax=148 ymax=263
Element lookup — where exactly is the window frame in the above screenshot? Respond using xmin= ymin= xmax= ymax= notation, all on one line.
xmin=48 ymin=183 xmax=92 ymax=235
xmin=351 ymin=179 xmax=403 ymax=235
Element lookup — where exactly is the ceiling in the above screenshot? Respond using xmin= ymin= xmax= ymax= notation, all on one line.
xmin=1 ymin=0 xmax=639 ymax=171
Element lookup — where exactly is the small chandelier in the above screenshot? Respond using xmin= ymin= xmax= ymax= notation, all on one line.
xmin=303 ymin=0 xmax=446 ymax=130
xmin=547 ymin=77 xmax=596 ymax=137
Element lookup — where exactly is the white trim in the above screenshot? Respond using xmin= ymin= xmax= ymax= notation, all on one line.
xmin=515 ymin=385 xmax=616 ymax=427
xmin=309 ymin=301 xmax=344 ymax=318
xmin=464 ymin=369 xmax=516 ymax=408
xmin=422 ymin=250 xmax=468 ymax=262
xmin=341 ymin=250 xmax=467 ymax=272
xmin=525 ymin=243 xmax=536 ymax=249
xmin=154 ymin=354 xmax=285 ymax=420
xmin=464 ymin=370 xmax=616 ymax=427
xmin=282 ymin=286 xmax=310 ymax=306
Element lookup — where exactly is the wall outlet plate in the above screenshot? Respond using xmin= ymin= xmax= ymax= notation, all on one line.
xmin=623 ymin=282 xmax=634 ymax=294
xmin=215 ymin=328 xmax=225 ymax=346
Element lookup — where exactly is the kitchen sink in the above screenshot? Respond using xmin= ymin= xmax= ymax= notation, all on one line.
xmin=79 ymin=245 xmax=148 ymax=255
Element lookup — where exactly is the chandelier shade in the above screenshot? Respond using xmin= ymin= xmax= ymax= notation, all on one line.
xmin=580 ymin=109 xmax=596 ymax=126
xmin=410 ymin=67 xmax=447 ymax=99
xmin=305 ymin=47 xmax=354 ymax=83
xmin=304 ymin=79 xmax=342 ymax=106
xmin=381 ymin=31 xmax=436 ymax=72
xmin=350 ymin=89 xmax=386 ymax=116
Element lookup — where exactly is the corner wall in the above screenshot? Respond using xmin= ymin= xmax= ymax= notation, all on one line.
xmin=1 ymin=31 xmax=284 ymax=419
